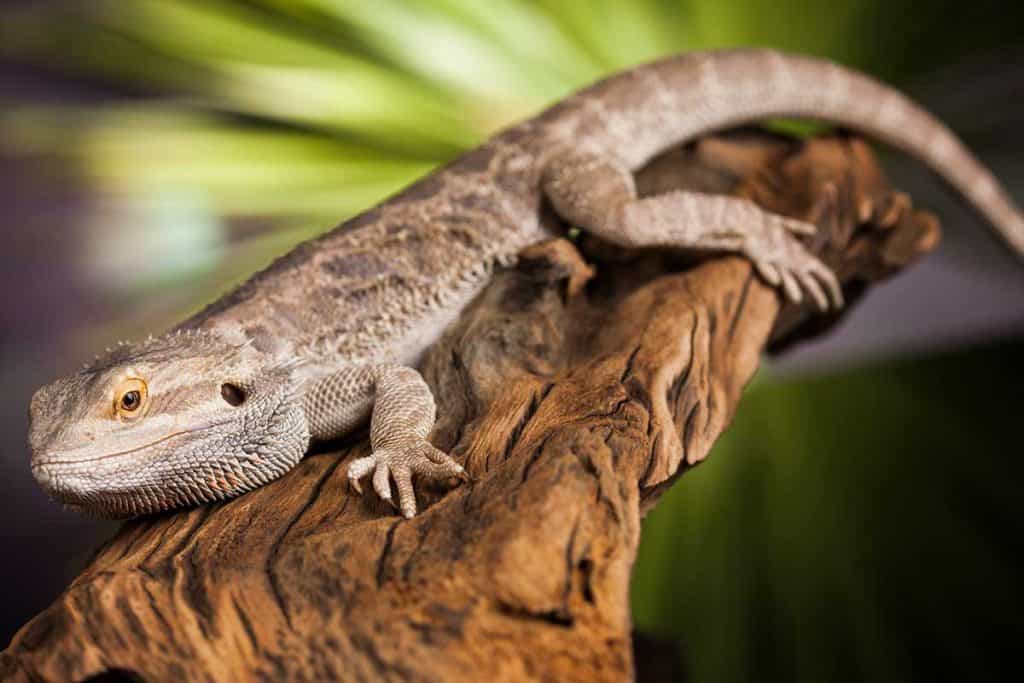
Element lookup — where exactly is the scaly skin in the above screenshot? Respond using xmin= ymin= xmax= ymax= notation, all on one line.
xmin=28 ymin=49 xmax=1024 ymax=518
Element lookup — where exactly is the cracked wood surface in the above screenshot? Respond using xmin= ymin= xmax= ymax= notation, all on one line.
xmin=1 ymin=131 xmax=939 ymax=683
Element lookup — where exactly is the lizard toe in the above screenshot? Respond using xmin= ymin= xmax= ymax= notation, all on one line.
xmin=808 ymin=259 xmax=844 ymax=308
xmin=420 ymin=441 xmax=457 ymax=466
xmin=372 ymin=460 xmax=394 ymax=502
xmin=779 ymin=267 xmax=803 ymax=304
xmin=391 ymin=465 xmax=417 ymax=518
xmin=796 ymin=269 xmax=829 ymax=312
xmin=352 ymin=441 xmax=464 ymax=516
xmin=347 ymin=455 xmax=377 ymax=495
xmin=754 ymin=260 xmax=782 ymax=287
xmin=782 ymin=217 xmax=818 ymax=236
xmin=411 ymin=454 xmax=465 ymax=480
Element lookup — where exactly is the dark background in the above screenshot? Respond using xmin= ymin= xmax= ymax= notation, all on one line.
xmin=1 ymin=1 xmax=1022 ymax=680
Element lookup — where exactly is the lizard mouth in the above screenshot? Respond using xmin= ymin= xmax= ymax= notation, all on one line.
xmin=32 ymin=418 xmax=236 ymax=469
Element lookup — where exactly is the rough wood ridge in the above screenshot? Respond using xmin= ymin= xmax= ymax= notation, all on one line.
xmin=2 ymin=130 xmax=939 ymax=682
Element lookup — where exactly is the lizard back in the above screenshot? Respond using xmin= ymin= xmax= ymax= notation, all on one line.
xmin=180 ymin=131 xmax=553 ymax=366
xmin=182 ymin=48 xmax=1024 ymax=367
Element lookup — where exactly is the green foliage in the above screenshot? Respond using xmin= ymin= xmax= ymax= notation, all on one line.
xmin=634 ymin=343 xmax=1024 ymax=680
xmin=3 ymin=0 xmax=1008 ymax=303
xmin=0 ymin=0 xmax=899 ymax=284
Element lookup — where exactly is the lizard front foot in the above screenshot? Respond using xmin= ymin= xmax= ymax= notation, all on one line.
xmin=348 ymin=441 xmax=465 ymax=518
xmin=741 ymin=215 xmax=843 ymax=311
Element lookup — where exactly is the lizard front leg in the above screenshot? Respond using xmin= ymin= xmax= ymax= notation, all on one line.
xmin=303 ymin=364 xmax=464 ymax=518
xmin=542 ymin=147 xmax=843 ymax=310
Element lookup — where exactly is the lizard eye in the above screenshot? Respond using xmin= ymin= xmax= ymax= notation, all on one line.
xmin=114 ymin=378 xmax=148 ymax=419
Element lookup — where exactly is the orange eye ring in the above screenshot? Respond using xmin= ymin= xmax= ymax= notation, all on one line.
xmin=114 ymin=378 xmax=148 ymax=419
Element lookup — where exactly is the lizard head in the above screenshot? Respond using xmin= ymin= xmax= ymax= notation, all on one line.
xmin=28 ymin=329 xmax=310 ymax=518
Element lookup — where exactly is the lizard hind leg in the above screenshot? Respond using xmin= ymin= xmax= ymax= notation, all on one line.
xmin=541 ymin=147 xmax=842 ymax=310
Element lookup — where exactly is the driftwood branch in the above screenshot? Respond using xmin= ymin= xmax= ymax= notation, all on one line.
xmin=1 ymin=131 xmax=938 ymax=683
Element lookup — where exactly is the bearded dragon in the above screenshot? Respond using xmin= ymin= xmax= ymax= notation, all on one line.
xmin=28 ymin=49 xmax=1024 ymax=519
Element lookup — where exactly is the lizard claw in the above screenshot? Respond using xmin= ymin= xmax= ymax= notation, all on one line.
xmin=782 ymin=217 xmax=818 ymax=236
xmin=744 ymin=215 xmax=843 ymax=311
xmin=347 ymin=456 xmax=375 ymax=495
xmin=347 ymin=441 xmax=464 ymax=518
xmin=752 ymin=248 xmax=842 ymax=312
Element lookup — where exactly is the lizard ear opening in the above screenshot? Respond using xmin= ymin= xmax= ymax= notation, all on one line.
xmin=220 ymin=383 xmax=246 ymax=407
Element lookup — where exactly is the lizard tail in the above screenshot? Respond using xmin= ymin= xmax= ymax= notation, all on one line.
xmin=589 ymin=49 xmax=1024 ymax=256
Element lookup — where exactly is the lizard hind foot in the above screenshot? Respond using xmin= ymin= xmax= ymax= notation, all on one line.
xmin=347 ymin=441 xmax=465 ymax=518
xmin=742 ymin=215 xmax=844 ymax=312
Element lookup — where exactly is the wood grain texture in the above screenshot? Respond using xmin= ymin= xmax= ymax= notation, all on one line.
xmin=1 ymin=131 xmax=938 ymax=683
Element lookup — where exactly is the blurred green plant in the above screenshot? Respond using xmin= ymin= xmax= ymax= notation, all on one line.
xmin=634 ymin=342 xmax=1024 ymax=681
xmin=2 ymin=0 xmax=1006 ymax=307
xmin=2 ymin=1 xmax=1022 ymax=680
xmin=0 ymin=0 xmax=912 ymax=315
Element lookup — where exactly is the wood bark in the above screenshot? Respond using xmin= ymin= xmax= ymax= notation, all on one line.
xmin=1 ymin=131 xmax=939 ymax=683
